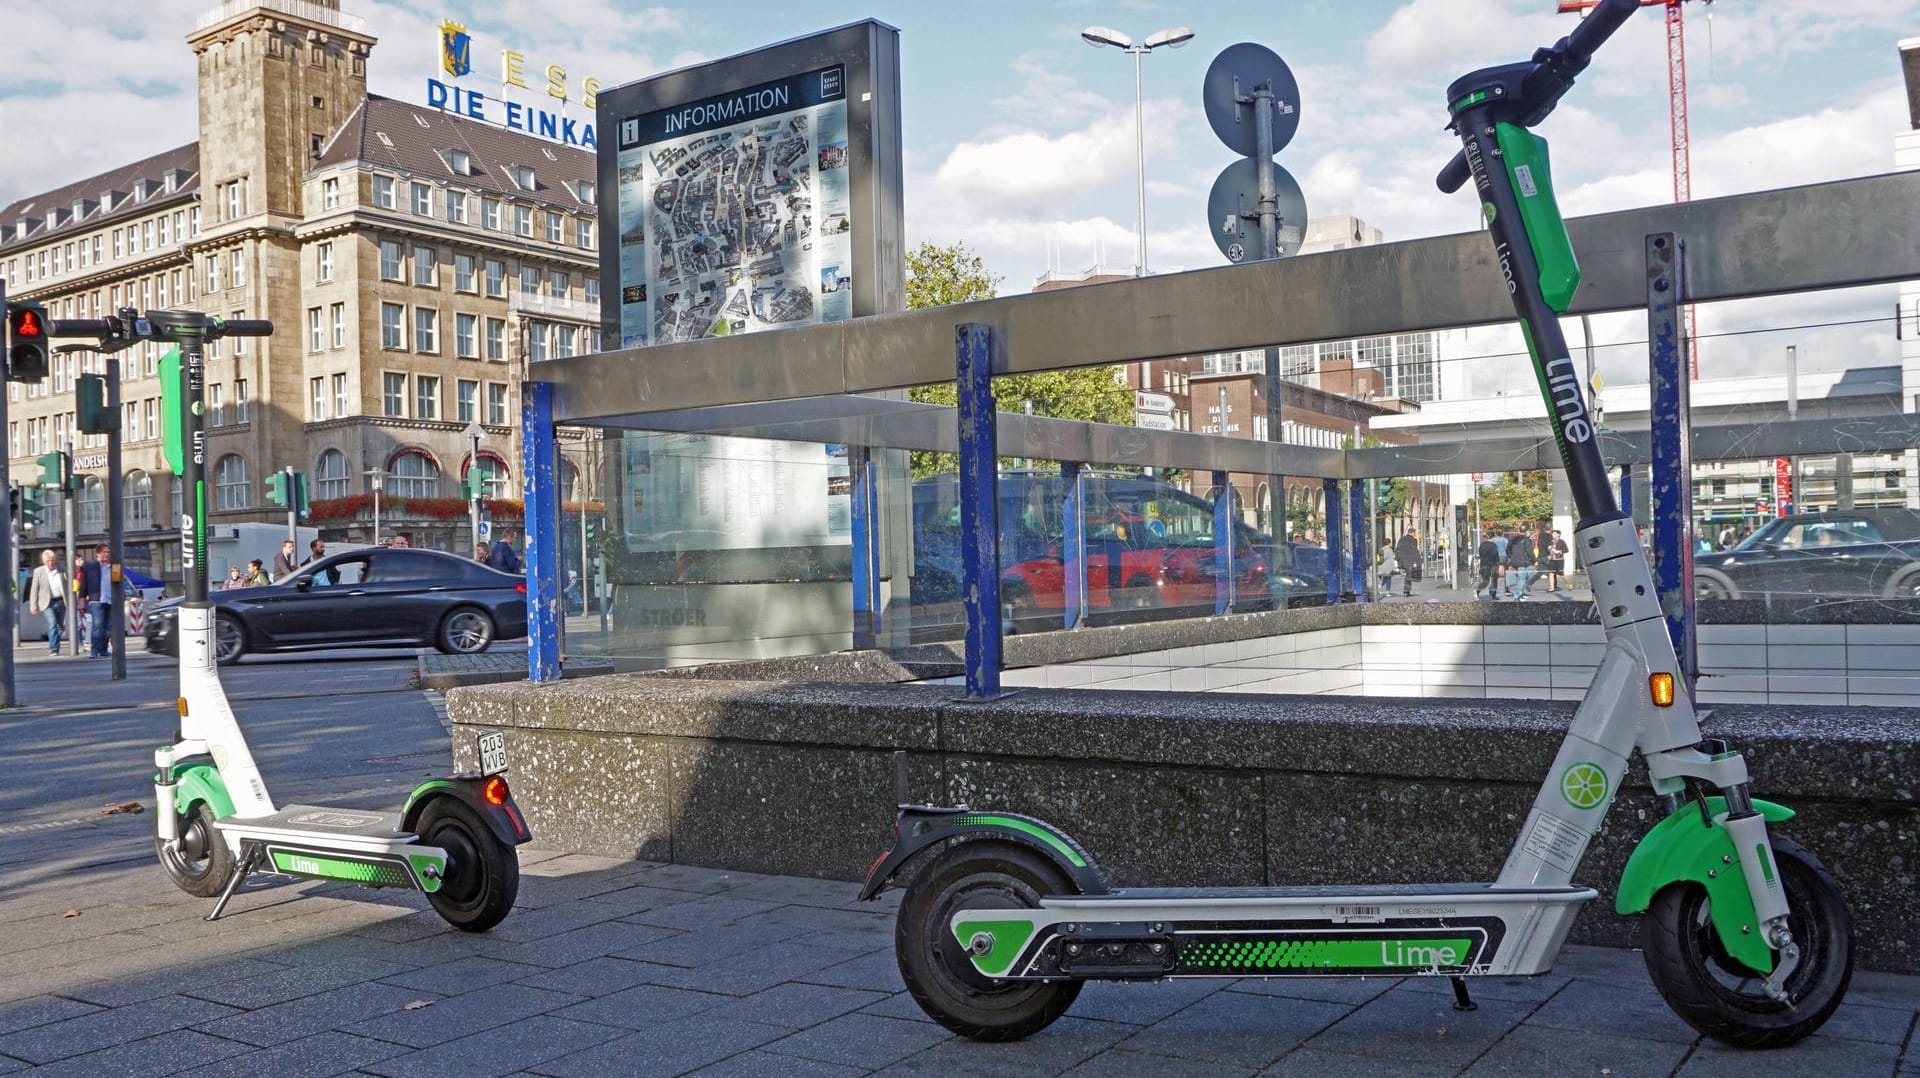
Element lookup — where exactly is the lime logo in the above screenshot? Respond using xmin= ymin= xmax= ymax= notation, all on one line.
xmin=1561 ymin=762 xmax=1608 ymax=809
xmin=1482 ymin=203 xmax=1497 ymax=225
xmin=288 ymin=855 xmax=323 ymax=874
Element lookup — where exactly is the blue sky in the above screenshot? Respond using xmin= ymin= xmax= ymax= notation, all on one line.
xmin=3 ymin=0 xmax=1918 ymax=395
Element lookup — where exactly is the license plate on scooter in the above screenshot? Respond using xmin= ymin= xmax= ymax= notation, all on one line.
xmin=477 ymin=732 xmax=508 ymax=776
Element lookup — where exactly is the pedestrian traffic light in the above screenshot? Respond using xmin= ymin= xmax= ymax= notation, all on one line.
xmin=76 ymin=373 xmax=117 ymax=433
xmin=35 ymin=450 xmax=68 ymax=491
xmin=14 ymin=485 xmax=43 ymax=529
xmin=464 ymin=468 xmax=486 ymax=501
xmin=293 ymin=471 xmax=310 ymax=518
xmin=265 ymin=469 xmax=290 ymax=508
xmin=6 ymin=302 xmax=50 ymax=382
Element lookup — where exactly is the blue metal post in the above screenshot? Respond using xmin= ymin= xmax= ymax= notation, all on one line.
xmin=1619 ymin=466 xmax=1633 ymax=519
xmin=522 ymin=381 xmax=561 ymax=683
xmin=1323 ymin=478 xmax=1343 ymax=605
xmin=956 ymin=323 xmax=1003 ymax=699
xmin=1061 ymin=461 xmax=1086 ymax=629
xmin=848 ymin=444 xmax=877 ymax=650
xmin=1647 ymin=233 xmax=1698 ymax=686
xmin=1212 ymin=470 xmax=1235 ymax=615
xmin=1349 ymin=480 xmax=1370 ymax=603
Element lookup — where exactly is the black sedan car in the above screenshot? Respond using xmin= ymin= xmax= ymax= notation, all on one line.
xmin=1693 ymin=508 xmax=1920 ymax=600
xmin=146 ymin=548 xmax=529 ymax=664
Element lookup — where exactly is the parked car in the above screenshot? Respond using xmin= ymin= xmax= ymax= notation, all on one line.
xmin=1244 ymin=531 xmax=1331 ymax=607
xmin=145 ymin=548 xmax=529 ymax=664
xmin=1692 ymin=508 xmax=1920 ymax=599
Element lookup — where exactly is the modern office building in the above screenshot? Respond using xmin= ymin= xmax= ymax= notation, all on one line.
xmin=1896 ymin=38 xmax=1920 ymax=510
xmin=0 ymin=0 xmax=600 ymax=576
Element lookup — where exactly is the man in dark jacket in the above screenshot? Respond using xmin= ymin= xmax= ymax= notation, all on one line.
xmin=77 ymin=545 xmax=116 ymax=658
xmin=1504 ymin=530 xmax=1538 ymax=600
xmin=1476 ymin=530 xmax=1500 ymax=599
xmin=1393 ymin=530 xmax=1420 ymax=597
xmin=487 ymin=529 xmax=522 ymax=574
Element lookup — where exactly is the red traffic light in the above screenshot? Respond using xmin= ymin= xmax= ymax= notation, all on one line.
xmin=10 ymin=310 xmax=43 ymax=338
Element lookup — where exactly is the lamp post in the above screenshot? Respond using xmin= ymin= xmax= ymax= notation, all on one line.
xmin=365 ymin=466 xmax=387 ymax=545
xmin=1081 ymin=24 xmax=1194 ymax=277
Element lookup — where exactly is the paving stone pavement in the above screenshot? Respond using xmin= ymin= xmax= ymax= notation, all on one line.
xmin=0 ymin=844 xmax=1915 ymax=1077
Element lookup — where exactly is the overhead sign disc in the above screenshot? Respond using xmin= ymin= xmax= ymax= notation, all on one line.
xmin=1207 ymin=158 xmax=1308 ymax=263
xmin=1203 ymin=43 xmax=1301 ymax=157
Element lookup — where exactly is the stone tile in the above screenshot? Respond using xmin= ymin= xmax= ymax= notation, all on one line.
xmin=639 ymin=864 xmax=770 ymax=896
xmin=381 ymin=956 xmax=551 ymax=995
xmin=625 ymin=896 xmax=786 ymax=932
xmin=0 ymin=1054 xmax=25 ymax=1075
xmin=581 ymin=884 xmax=705 ymax=919
xmin=1120 ymin=989 xmax=1349 ymax=1070
xmin=1525 ymin=977 xmax=1698 ymax=1044
xmin=1844 ymin=969 xmax=1920 ymax=1016
xmin=364 ymin=1014 xmax=626 ymax=1078
xmin=1818 ymin=1001 xmax=1916 ymax=1045
xmin=481 ymin=902 xmax=624 ymax=944
xmin=642 ymin=943 xmax=871 ymax=996
xmin=872 ymin=1014 xmax=1131 ymax=1076
xmin=549 ymin=983 xmax=731 ymax=1030
xmin=618 ymin=920 xmax=798 ymax=968
xmin=1226 ymin=976 xmax=1395 ymax=1006
xmin=762 ymin=1013 xmax=951 ymax=1069
xmin=798 ymin=948 xmax=906 ymax=993
xmin=192 ymin=982 xmax=431 ymax=1048
xmin=1070 ymin=978 xmax=1226 ymax=1025
xmin=1396 ymin=972 xmax=1571 ymax=1005
xmin=1460 ymin=1022 xmax=1690 ymax=1077
xmin=498 ymin=919 xmax=681 ymax=969
xmin=857 ymin=991 xmax=938 ymax=1024
xmin=514 ymin=957 xmax=668 ymax=998
xmin=1304 ymin=986 xmax=1531 ymax=1069
xmin=534 ymin=1016 xmax=788 ymax=1077
xmin=171 ymin=1030 xmax=411 ymax=1078
xmin=342 ymin=983 xmax=585 ymax=1048
xmin=185 ymin=955 xmax=414 ymax=1008
xmin=1548 ymin=944 xmax=1650 ymax=986
xmin=0 ymin=994 xmax=238 ymax=1064
xmin=0 ymin=996 xmax=101 ymax=1037
xmin=699 ymin=983 xmax=889 ymax=1031
xmin=685 ymin=1049 xmax=866 ymax=1077
xmin=1678 ymin=1033 xmax=1901 ymax=1078
xmin=1262 ymin=1047 xmax=1458 ymax=1077
xmin=18 ymin=1027 xmax=250 ymax=1078
xmin=1063 ymin=1048 xmax=1255 ymax=1077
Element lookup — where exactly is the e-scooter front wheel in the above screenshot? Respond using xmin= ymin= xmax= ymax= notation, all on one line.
xmin=418 ymin=798 xmax=518 ymax=932
xmin=1642 ymin=836 xmax=1853 ymax=1048
xmin=156 ymin=801 xmax=238 ymax=898
xmin=896 ymin=841 xmax=1080 ymax=1041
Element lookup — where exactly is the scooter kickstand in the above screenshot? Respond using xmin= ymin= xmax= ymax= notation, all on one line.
xmin=1449 ymin=976 xmax=1477 ymax=1012
xmin=206 ymin=843 xmax=260 ymax=922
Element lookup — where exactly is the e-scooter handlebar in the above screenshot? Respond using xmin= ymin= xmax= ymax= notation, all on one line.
xmin=211 ymin=318 xmax=274 ymax=338
xmin=1436 ymin=151 xmax=1471 ymax=195
xmin=1561 ymin=0 xmax=1639 ymax=65
xmin=46 ymin=319 xmax=117 ymax=337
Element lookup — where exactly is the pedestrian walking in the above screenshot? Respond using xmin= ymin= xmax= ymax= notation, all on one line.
xmin=77 ymin=545 xmax=116 ymax=658
xmin=222 ymin=566 xmax=246 ymax=590
xmin=1545 ymin=530 xmax=1569 ymax=593
xmin=487 ymin=529 xmax=522 ymax=574
xmin=271 ymin=538 xmax=299 ymax=579
xmin=27 ymin=550 xmax=67 ymax=655
xmin=1475 ymin=529 xmax=1500 ymax=599
xmin=1491 ymin=530 xmax=1510 ymax=596
xmin=244 ymin=559 xmax=272 ymax=587
xmin=1504 ymin=530 xmax=1538 ymax=600
xmin=1394 ymin=529 xmax=1421 ymax=598
xmin=1377 ymin=545 xmax=1398 ymax=595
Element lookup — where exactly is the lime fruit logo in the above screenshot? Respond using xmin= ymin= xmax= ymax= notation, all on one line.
xmin=1561 ymin=762 xmax=1608 ymax=809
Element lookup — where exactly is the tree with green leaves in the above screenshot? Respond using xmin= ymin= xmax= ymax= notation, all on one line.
xmin=904 ymin=241 xmax=1134 ymax=477
xmin=1469 ymin=470 xmax=1554 ymax=524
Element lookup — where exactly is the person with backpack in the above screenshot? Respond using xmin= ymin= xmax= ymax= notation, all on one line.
xmin=1393 ymin=529 xmax=1421 ymax=598
xmin=1475 ymin=529 xmax=1500 ymax=600
xmin=1504 ymin=529 xmax=1538 ymax=600
xmin=487 ymin=529 xmax=522 ymax=574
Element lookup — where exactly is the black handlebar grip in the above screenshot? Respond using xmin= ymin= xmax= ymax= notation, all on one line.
xmin=215 ymin=318 xmax=275 ymax=336
xmin=1565 ymin=0 xmax=1640 ymax=62
xmin=1437 ymin=150 xmax=1471 ymax=195
xmin=47 ymin=319 xmax=115 ymax=337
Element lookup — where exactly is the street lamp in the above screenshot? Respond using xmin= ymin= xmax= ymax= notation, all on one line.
xmin=365 ymin=466 xmax=387 ymax=545
xmin=1082 ymin=24 xmax=1194 ymax=277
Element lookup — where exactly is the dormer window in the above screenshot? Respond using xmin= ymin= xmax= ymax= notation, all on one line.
xmin=513 ymin=165 xmax=535 ymax=190
xmin=72 ymin=199 xmax=92 ymax=221
xmin=449 ymin=149 xmax=471 ymax=175
xmin=576 ymin=180 xmax=595 ymax=203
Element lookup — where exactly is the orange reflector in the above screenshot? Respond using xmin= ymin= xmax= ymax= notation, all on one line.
xmin=1649 ymin=672 xmax=1676 ymax=707
xmin=177 ymin=697 xmax=189 ymax=717
xmin=483 ymin=775 xmax=509 ymax=805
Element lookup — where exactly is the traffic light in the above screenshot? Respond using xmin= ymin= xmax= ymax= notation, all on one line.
xmin=464 ymin=467 xmax=487 ymax=501
xmin=265 ymin=469 xmax=291 ymax=508
xmin=76 ymin=373 xmax=117 ymax=433
xmin=294 ymin=472 xmax=310 ymax=518
xmin=14 ymin=485 xmax=44 ymax=530
xmin=35 ymin=451 xmax=68 ymax=491
xmin=6 ymin=302 xmax=49 ymax=382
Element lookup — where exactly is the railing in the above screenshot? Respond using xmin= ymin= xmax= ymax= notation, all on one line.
xmin=196 ymin=0 xmax=366 ymax=33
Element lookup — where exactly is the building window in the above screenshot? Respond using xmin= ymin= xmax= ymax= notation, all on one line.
xmin=415 ymin=375 xmax=439 ymax=420
xmin=485 ymin=318 xmax=504 ymax=361
xmin=79 ymin=478 xmax=106 ymax=533
xmin=330 ymin=302 xmax=346 ymax=348
xmin=456 ymin=313 xmax=477 ymax=358
xmin=157 ymin=215 xmax=169 ymax=245
xmin=546 ymin=212 xmax=563 ymax=243
xmin=127 ymin=473 xmax=152 ymax=525
xmin=310 ymin=377 xmax=326 ymax=420
xmin=315 ymin=448 xmax=350 ymax=499
xmin=520 ymin=264 xmax=539 ymax=294
xmin=379 ymin=240 xmax=402 ymax=281
xmin=380 ymin=303 xmax=404 ymax=349
xmin=316 ymin=241 xmax=333 ymax=281
xmin=308 ymin=307 xmax=324 ymax=352
xmin=513 ymin=205 xmax=532 ymax=236
xmin=484 ymin=259 xmax=505 ymax=298
xmin=585 ymin=276 xmax=599 ymax=304
xmin=373 ymin=175 xmax=395 ymax=209
xmin=482 ymin=198 xmax=500 ymax=230
xmin=527 ymin=322 xmax=549 ymax=362
xmin=456 ymin=379 xmax=478 ymax=423
xmin=487 ymin=382 xmax=508 ymax=425
xmin=577 ymin=179 xmax=595 ymax=202
xmin=215 ymin=454 xmax=250 ymax=510
xmin=556 ymin=324 xmax=577 ymax=358
xmin=383 ymin=373 xmax=406 ymax=417
xmin=390 ymin=450 xmax=440 ymax=498
xmin=411 ymin=182 xmax=431 ymax=216
xmin=576 ymin=219 xmax=594 ymax=249
xmin=446 ymin=189 xmax=467 ymax=224
xmin=454 ymin=252 xmax=476 ymax=292
xmin=548 ymin=269 xmax=568 ymax=297
xmin=450 ymin=149 xmax=471 ymax=175
xmin=322 ymin=177 xmax=340 ymax=209
xmin=144 ymin=399 xmax=157 ymax=440
xmin=205 ymin=255 xmax=220 ymax=292
xmin=209 ymin=383 xmax=225 ymax=426
xmin=225 ymin=182 xmax=242 ymax=221
xmin=235 ymin=379 xmax=249 ymax=424
xmin=414 ymin=307 xmax=438 ymax=353
xmin=413 ymin=245 xmax=436 ymax=286
xmin=513 ymin=165 xmax=535 ymax=190
xmin=333 ymin=373 xmax=348 ymax=418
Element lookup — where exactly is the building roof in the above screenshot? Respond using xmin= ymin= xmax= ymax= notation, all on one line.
xmin=1 ymin=142 xmax=200 ymax=253
xmin=317 ymin=95 xmax=595 ymax=210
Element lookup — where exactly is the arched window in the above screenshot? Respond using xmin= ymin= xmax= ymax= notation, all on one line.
xmin=126 ymin=471 xmax=152 ymax=526
xmin=390 ymin=450 xmax=440 ymax=498
xmin=78 ymin=477 xmax=106 ymax=533
xmin=314 ymin=448 xmax=350 ymax=499
xmin=215 ymin=455 xmax=250 ymax=510
xmin=559 ymin=458 xmax=580 ymax=503
xmin=467 ymin=452 xmax=512 ymax=500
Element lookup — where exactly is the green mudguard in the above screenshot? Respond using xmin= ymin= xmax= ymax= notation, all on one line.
xmin=166 ymin=762 xmax=235 ymax=821
xmin=1616 ymin=797 xmax=1794 ymax=974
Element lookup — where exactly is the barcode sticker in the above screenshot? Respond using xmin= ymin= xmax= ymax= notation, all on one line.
xmin=1333 ymin=905 xmax=1384 ymax=922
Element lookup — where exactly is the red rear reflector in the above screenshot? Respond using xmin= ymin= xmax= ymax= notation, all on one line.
xmin=866 ymin=849 xmax=889 ymax=880
xmin=515 ymin=583 xmax=527 ymax=594
xmin=483 ymin=776 xmax=509 ymax=805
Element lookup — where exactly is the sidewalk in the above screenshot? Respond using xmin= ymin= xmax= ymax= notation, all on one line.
xmin=0 ymin=834 xmax=1914 ymax=1076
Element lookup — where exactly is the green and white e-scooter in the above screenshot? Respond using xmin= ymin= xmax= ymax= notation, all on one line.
xmin=863 ymin=0 xmax=1852 ymax=1049
xmin=49 ymin=309 xmax=532 ymax=931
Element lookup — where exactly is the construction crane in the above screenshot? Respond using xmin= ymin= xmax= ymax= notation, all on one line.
xmin=1558 ymin=0 xmax=1712 ymax=378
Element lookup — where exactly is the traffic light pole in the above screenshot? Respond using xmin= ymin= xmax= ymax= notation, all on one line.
xmin=0 ymin=279 xmax=13 ymax=706
xmin=63 ymin=443 xmax=77 ymax=657
xmin=283 ymin=466 xmax=297 ymax=547
xmin=107 ymin=357 xmax=125 ymax=680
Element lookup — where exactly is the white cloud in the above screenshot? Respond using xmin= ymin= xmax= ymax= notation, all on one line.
xmin=928 ymin=95 xmax=1194 ymax=213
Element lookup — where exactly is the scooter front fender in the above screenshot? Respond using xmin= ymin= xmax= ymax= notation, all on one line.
xmin=1616 ymin=796 xmax=1794 ymax=975
xmin=859 ymin=806 xmax=1108 ymax=901
xmin=164 ymin=762 xmax=235 ymax=821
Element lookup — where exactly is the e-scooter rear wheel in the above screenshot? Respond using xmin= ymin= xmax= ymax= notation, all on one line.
xmin=418 ymin=798 xmax=518 ymax=932
xmin=896 ymin=841 xmax=1079 ymax=1041
xmin=1642 ymin=836 xmax=1852 ymax=1048
xmin=156 ymin=801 xmax=237 ymax=898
